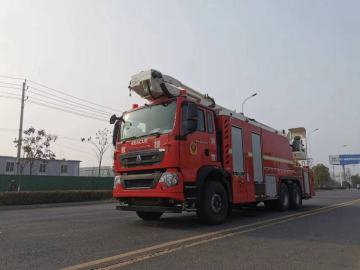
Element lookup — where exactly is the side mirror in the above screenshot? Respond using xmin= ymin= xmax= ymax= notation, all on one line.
xmin=112 ymin=120 xmax=121 ymax=146
xmin=111 ymin=115 xmax=124 ymax=146
xmin=110 ymin=114 xmax=118 ymax=124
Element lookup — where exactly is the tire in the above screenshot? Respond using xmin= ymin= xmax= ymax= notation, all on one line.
xmin=136 ymin=211 xmax=163 ymax=220
xmin=277 ymin=183 xmax=290 ymax=211
xmin=289 ymin=184 xmax=302 ymax=210
xmin=197 ymin=181 xmax=229 ymax=225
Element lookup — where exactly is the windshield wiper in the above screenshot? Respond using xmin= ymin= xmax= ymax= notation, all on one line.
xmin=120 ymin=136 xmax=138 ymax=143
xmin=135 ymin=131 xmax=162 ymax=139
xmin=121 ymin=131 xmax=162 ymax=142
xmin=146 ymin=131 xmax=162 ymax=137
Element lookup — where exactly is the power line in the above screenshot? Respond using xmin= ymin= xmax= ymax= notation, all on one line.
xmin=57 ymin=135 xmax=83 ymax=142
xmin=0 ymin=95 xmax=21 ymax=101
xmin=0 ymin=85 xmax=21 ymax=91
xmin=0 ymin=90 xmax=109 ymax=123
xmin=28 ymin=85 xmax=112 ymax=115
xmin=0 ymin=90 xmax=21 ymax=96
xmin=0 ymin=75 xmax=24 ymax=80
xmin=0 ymin=76 xmax=119 ymax=123
xmin=27 ymin=99 xmax=108 ymax=122
xmin=28 ymin=95 xmax=109 ymax=119
xmin=27 ymin=86 xmax=112 ymax=116
xmin=55 ymin=143 xmax=94 ymax=156
xmin=0 ymin=81 xmax=22 ymax=87
xmin=27 ymin=79 xmax=121 ymax=113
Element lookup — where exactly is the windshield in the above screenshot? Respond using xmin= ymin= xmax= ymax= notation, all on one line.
xmin=121 ymin=101 xmax=176 ymax=141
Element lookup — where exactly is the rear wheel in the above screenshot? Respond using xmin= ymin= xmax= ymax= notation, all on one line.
xmin=277 ymin=183 xmax=290 ymax=211
xmin=136 ymin=211 xmax=163 ymax=220
xmin=289 ymin=184 xmax=302 ymax=210
xmin=197 ymin=181 xmax=229 ymax=225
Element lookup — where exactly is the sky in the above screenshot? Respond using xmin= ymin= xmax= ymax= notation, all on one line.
xmin=0 ymin=0 xmax=359 ymax=174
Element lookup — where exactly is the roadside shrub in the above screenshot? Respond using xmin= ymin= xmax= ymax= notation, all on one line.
xmin=0 ymin=190 xmax=113 ymax=205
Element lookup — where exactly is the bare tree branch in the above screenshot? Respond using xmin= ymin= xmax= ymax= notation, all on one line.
xmin=82 ymin=128 xmax=111 ymax=177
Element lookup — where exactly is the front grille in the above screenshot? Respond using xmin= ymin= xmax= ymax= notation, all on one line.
xmin=120 ymin=150 xmax=164 ymax=168
xmin=123 ymin=179 xmax=153 ymax=189
xmin=120 ymin=171 xmax=162 ymax=190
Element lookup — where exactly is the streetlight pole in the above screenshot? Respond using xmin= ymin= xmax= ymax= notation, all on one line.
xmin=307 ymin=128 xmax=319 ymax=166
xmin=241 ymin=92 xmax=258 ymax=115
xmin=338 ymin=144 xmax=348 ymax=187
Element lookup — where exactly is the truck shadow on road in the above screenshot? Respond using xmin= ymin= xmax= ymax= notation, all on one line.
xmin=133 ymin=204 xmax=319 ymax=233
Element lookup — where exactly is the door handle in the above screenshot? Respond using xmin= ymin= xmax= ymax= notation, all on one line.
xmin=204 ymin=149 xmax=210 ymax=156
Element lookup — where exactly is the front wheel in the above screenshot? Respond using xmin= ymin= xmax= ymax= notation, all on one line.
xmin=197 ymin=181 xmax=229 ymax=225
xmin=136 ymin=211 xmax=163 ymax=220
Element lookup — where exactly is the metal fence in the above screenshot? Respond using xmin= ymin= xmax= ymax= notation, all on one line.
xmin=0 ymin=175 xmax=113 ymax=192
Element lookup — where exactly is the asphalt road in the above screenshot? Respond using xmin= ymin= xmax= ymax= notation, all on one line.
xmin=1 ymin=190 xmax=360 ymax=270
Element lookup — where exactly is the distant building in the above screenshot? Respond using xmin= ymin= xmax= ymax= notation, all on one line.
xmin=79 ymin=166 xmax=114 ymax=177
xmin=0 ymin=156 xmax=80 ymax=176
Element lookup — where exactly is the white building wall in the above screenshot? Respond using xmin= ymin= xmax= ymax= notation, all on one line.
xmin=0 ymin=156 xmax=80 ymax=176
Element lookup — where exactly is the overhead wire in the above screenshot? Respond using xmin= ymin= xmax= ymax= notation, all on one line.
xmin=0 ymin=90 xmax=21 ymax=96
xmin=0 ymin=95 xmax=21 ymax=101
xmin=27 ymin=86 xmax=112 ymax=116
xmin=27 ymin=95 xmax=109 ymax=119
xmin=55 ymin=143 xmax=95 ymax=156
xmin=0 ymin=75 xmax=118 ymax=123
xmin=27 ymin=79 xmax=121 ymax=113
xmin=27 ymin=99 xmax=108 ymax=122
xmin=0 ymin=75 xmax=24 ymax=80
xmin=0 ymin=81 xmax=22 ymax=87
xmin=0 ymin=85 xmax=22 ymax=91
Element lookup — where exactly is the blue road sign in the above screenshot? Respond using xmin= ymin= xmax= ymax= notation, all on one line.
xmin=339 ymin=154 xmax=360 ymax=165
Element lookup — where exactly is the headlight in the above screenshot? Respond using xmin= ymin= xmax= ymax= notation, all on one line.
xmin=159 ymin=172 xmax=179 ymax=187
xmin=114 ymin=175 xmax=121 ymax=189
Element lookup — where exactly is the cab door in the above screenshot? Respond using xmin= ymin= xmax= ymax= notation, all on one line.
xmin=179 ymin=102 xmax=215 ymax=182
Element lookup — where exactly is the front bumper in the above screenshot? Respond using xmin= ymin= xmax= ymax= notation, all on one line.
xmin=116 ymin=195 xmax=183 ymax=213
xmin=113 ymin=169 xmax=185 ymax=208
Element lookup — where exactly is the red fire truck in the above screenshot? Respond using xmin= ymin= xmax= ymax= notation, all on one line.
xmin=111 ymin=69 xmax=314 ymax=224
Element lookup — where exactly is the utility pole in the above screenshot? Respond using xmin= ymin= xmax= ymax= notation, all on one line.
xmin=16 ymin=79 xmax=27 ymax=190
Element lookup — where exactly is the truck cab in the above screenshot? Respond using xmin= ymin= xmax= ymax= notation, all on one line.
xmin=113 ymin=94 xmax=220 ymax=219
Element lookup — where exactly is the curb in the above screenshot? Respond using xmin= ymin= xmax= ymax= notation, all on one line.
xmin=0 ymin=199 xmax=117 ymax=211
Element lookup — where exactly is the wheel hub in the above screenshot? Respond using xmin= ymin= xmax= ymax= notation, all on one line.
xmin=211 ymin=193 xmax=223 ymax=214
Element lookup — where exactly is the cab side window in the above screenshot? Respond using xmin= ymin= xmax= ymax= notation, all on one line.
xmin=207 ymin=112 xmax=214 ymax=133
xmin=197 ymin=109 xmax=205 ymax=132
xmin=182 ymin=103 xmax=189 ymax=133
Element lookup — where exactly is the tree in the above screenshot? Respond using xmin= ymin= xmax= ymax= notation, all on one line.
xmin=14 ymin=127 xmax=57 ymax=175
xmin=312 ymin=163 xmax=331 ymax=187
xmin=82 ymin=128 xmax=111 ymax=177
